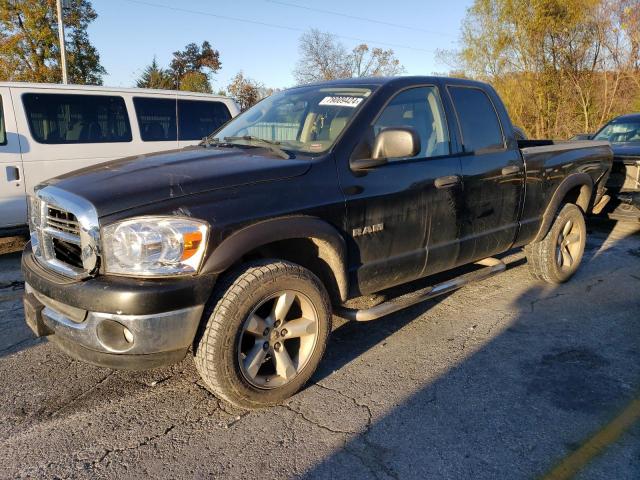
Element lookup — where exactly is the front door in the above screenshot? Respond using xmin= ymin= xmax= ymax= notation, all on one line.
xmin=446 ymin=85 xmax=524 ymax=265
xmin=0 ymin=88 xmax=27 ymax=229
xmin=338 ymin=85 xmax=463 ymax=295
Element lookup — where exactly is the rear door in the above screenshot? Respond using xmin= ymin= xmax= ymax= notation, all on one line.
xmin=446 ymin=85 xmax=524 ymax=264
xmin=338 ymin=85 xmax=463 ymax=295
xmin=0 ymin=87 xmax=27 ymax=228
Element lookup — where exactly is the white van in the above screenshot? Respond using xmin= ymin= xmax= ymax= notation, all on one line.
xmin=0 ymin=83 xmax=240 ymax=234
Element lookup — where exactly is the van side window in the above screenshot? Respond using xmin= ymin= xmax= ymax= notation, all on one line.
xmin=133 ymin=97 xmax=177 ymax=142
xmin=178 ymin=100 xmax=231 ymax=140
xmin=22 ymin=93 xmax=132 ymax=144
xmin=448 ymin=86 xmax=504 ymax=152
xmin=372 ymin=86 xmax=450 ymax=160
xmin=0 ymin=96 xmax=6 ymax=145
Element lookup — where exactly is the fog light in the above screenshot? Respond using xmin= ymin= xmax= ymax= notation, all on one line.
xmin=123 ymin=327 xmax=134 ymax=344
xmin=96 ymin=319 xmax=135 ymax=352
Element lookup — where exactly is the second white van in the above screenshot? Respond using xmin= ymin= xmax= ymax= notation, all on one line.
xmin=0 ymin=83 xmax=239 ymax=234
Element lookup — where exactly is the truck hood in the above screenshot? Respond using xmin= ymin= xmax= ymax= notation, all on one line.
xmin=46 ymin=146 xmax=311 ymax=216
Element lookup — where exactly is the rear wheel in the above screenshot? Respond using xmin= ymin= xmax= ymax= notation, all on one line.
xmin=194 ymin=260 xmax=331 ymax=409
xmin=525 ymin=203 xmax=587 ymax=284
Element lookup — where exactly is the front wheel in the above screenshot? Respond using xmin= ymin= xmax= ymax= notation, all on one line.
xmin=524 ymin=203 xmax=587 ymax=284
xmin=194 ymin=260 xmax=331 ymax=409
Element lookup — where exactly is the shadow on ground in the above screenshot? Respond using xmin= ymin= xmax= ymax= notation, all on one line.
xmin=298 ymin=220 xmax=640 ymax=479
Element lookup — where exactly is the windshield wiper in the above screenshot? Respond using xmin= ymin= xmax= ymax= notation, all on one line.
xmin=222 ymin=136 xmax=292 ymax=159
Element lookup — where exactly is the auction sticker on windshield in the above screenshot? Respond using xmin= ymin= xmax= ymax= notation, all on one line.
xmin=319 ymin=96 xmax=364 ymax=108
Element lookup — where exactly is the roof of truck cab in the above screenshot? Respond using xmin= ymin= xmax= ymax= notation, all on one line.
xmin=295 ymin=75 xmax=489 ymax=89
xmin=0 ymin=81 xmax=231 ymax=100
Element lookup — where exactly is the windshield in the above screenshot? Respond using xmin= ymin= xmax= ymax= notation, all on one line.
xmin=210 ymin=86 xmax=373 ymax=154
xmin=594 ymin=120 xmax=640 ymax=143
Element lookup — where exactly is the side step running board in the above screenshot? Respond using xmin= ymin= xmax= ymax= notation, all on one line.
xmin=336 ymin=258 xmax=506 ymax=322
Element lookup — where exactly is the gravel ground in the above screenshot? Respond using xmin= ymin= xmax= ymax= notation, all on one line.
xmin=0 ymin=220 xmax=639 ymax=479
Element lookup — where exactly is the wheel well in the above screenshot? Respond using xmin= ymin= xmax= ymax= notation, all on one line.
xmin=232 ymin=237 xmax=347 ymax=305
xmin=562 ymin=184 xmax=591 ymax=212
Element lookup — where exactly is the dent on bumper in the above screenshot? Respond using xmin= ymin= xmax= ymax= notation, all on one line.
xmin=25 ymin=283 xmax=204 ymax=363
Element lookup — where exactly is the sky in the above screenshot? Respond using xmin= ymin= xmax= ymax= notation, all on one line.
xmin=88 ymin=0 xmax=473 ymax=90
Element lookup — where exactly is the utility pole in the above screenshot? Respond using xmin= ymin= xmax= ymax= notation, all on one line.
xmin=56 ymin=0 xmax=68 ymax=84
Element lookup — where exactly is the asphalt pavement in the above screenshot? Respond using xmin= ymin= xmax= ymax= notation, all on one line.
xmin=0 ymin=220 xmax=639 ymax=479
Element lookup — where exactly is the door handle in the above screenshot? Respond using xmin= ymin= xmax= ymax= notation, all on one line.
xmin=5 ymin=166 xmax=20 ymax=182
xmin=435 ymin=175 xmax=461 ymax=189
xmin=501 ymin=165 xmax=520 ymax=176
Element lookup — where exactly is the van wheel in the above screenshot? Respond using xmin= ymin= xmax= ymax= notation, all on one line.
xmin=194 ymin=260 xmax=331 ymax=409
xmin=524 ymin=203 xmax=587 ymax=284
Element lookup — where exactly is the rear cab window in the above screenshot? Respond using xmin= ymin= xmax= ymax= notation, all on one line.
xmin=0 ymin=95 xmax=6 ymax=145
xmin=448 ymin=86 xmax=505 ymax=153
xmin=22 ymin=93 xmax=132 ymax=144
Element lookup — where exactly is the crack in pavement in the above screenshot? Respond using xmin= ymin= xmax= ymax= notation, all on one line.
xmin=49 ymin=371 xmax=114 ymax=418
xmin=95 ymin=424 xmax=177 ymax=466
xmin=528 ymin=293 xmax=567 ymax=314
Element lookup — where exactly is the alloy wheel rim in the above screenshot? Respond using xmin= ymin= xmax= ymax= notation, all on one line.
xmin=237 ymin=290 xmax=319 ymax=389
xmin=556 ymin=219 xmax=582 ymax=270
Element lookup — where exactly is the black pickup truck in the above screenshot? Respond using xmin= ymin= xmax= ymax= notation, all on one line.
xmin=22 ymin=76 xmax=612 ymax=408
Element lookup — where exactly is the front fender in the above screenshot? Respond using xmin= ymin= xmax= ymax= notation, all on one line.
xmin=201 ymin=216 xmax=349 ymax=302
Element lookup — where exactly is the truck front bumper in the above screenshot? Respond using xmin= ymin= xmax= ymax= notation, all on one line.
xmin=21 ymin=245 xmax=215 ymax=369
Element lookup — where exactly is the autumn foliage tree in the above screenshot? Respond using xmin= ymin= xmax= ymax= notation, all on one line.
xmin=226 ymin=71 xmax=263 ymax=111
xmin=444 ymin=0 xmax=640 ymax=138
xmin=136 ymin=41 xmax=222 ymax=93
xmin=0 ymin=0 xmax=105 ymax=84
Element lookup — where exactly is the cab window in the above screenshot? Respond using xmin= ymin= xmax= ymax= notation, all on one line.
xmin=373 ymin=86 xmax=450 ymax=160
xmin=448 ymin=86 xmax=504 ymax=152
xmin=0 ymin=96 xmax=6 ymax=145
xmin=23 ymin=93 xmax=132 ymax=144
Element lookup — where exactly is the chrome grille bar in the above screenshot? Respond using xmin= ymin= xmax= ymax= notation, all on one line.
xmin=29 ymin=186 xmax=100 ymax=279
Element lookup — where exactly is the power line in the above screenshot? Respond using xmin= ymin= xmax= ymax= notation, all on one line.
xmin=118 ymin=0 xmax=436 ymax=53
xmin=265 ymin=0 xmax=455 ymax=37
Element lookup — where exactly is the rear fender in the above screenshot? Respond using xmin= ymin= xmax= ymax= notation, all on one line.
xmin=533 ymin=173 xmax=592 ymax=243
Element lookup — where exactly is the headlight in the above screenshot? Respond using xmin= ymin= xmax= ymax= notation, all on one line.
xmin=102 ymin=217 xmax=209 ymax=276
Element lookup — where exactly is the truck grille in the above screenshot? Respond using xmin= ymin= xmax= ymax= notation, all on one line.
xmin=29 ymin=186 xmax=100 ymax=279
xmin=46 ymin=206 xmax=84 ymax=270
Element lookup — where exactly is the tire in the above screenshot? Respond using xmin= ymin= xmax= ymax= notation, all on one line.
xmin=194 ymin=259 xmax=332 ymax=409
xmin=524 ymin=203 xmax=587 ymax=284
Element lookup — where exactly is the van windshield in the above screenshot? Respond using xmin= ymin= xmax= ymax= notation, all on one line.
xmin=209 ymin=86 xmax=373 ymax=155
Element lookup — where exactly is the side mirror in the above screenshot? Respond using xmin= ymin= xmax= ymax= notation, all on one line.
xmin=351 ymin=127 xmax=421 ymax=171
xmin=372 ymin=127 xmax=420 ymax=160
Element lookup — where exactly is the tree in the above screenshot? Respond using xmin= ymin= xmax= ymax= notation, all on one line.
xmin=442 ymin=0 xmax=640 ymax=138
xmin=293 ymin=29 xmax=405 ymax=84
xmin=0 ymin=0 xmax=105 ymax=84
xmin=348 ymin=44 xmax=404 ymax=77
xmin=136 ymin=57 xmax=173 ymax=89
xmin=170 ymin=41 xmax=221 ymax=92
xmin=226 ymin=71 xmax=263 ymax=110
xmin=178 ymin=71 xmax=211 ymax=93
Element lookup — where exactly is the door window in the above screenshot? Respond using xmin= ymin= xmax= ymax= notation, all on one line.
xmin=0 ymin=96 xmax=6 ymax=145
xmin=373 ymin=86 xmax=450 ymax=160
xmin=177 ymin=99 xmax=231 ymax=140
xmin=22 ymin=93 xmax=132 ymax=144
xmin=133 ymin=97 xmax=177 ymax=141
xmin=448 ymin=86 xmax=504 ymax=152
